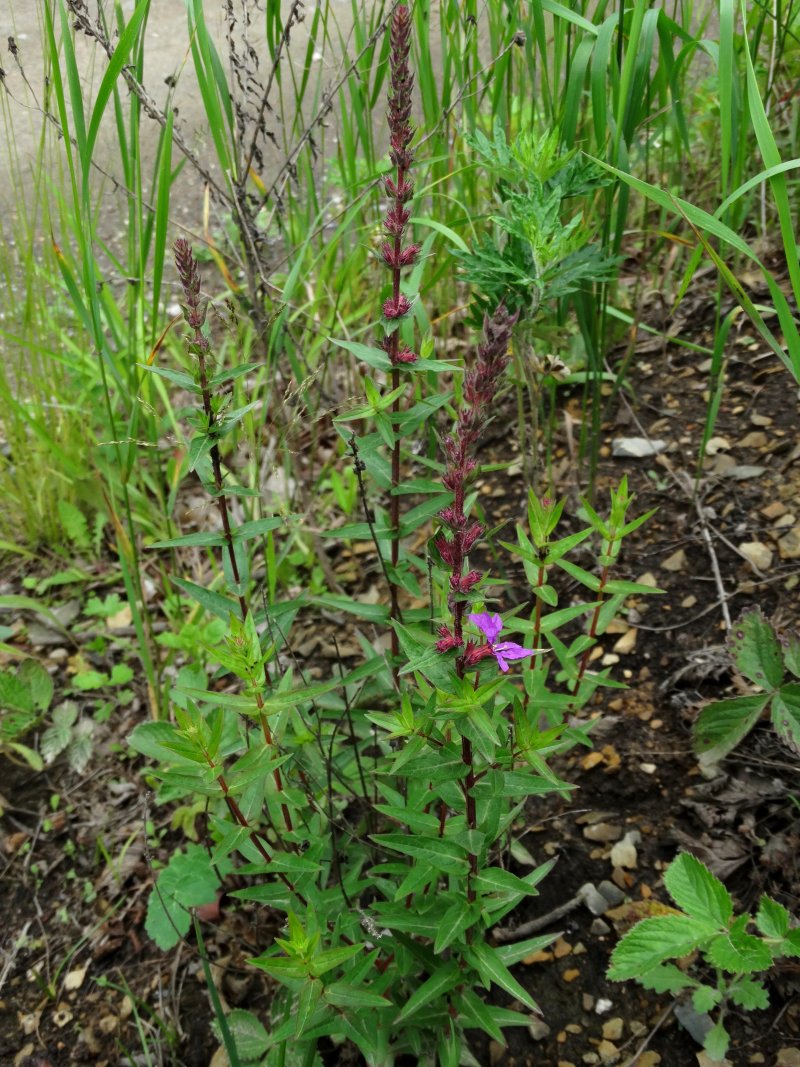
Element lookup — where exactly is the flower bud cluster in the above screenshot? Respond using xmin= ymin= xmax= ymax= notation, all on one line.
xmin=381 ymin=4 xmax=418 ymax=366
xmin=174 ymin=237 xmax=207 ymax=332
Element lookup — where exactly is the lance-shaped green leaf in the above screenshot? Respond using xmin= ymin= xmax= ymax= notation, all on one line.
xmin=466 ymin=941 xmax=538 ymax=1013
xmin=371 ymin=832 xmax=469 ymax=872
xmin=395 ymin=961 xmax=461 ymax=1022
xmin=434 ymin=898 xmax=480 ymax=953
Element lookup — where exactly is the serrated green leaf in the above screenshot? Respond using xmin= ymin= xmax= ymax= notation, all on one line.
xmin=223 ymin=1009 xmax=270 ymax=1061
xmin=782 ymin=633 xmax=800 ymax=679
xmin=664 ymin=852 xmax=733 ymax=927
xmin=639 ymin=963 xmax=697 ymax=994
xmin=707 ymin=921 xmax=772 ymax=973
xmin=144 ymin=844 xmax=224 ymax=950
xmin=692 ymin=985 xmax=722 ymax=1012
xmin=18 ymin=660 xmax=54 ymax=712
xmin=41 ymin=713 xmax=72 ymax=764
xmin=110 ymin=664 xmax=134 ymax=686
xmin=781 ymin=929 xmax=800 ymax=958
xmin=728 ymin=609 xmax=784 ymax=689
xmin=703 ymin=1018 xmax=730 ymax=1062
xmin=68 ymin=722 xmax=94 ymax=775
xmin=729 ymin=976 xmax=769 ymax=1010
xmin=693 ymin=694 xmax=769 ymax=759
xmin=771 ymin=683 xmax=800 ymax=753
xmin=72 ymin=670 xmax=109 ymax=691
xmin=756 ymin=895 xmax=790 ymax=940
xmin=608 ymin=916 xmax=714 ymax=980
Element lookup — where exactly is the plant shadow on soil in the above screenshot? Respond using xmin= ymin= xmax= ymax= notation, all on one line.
xmin=2 ymin=282 xmax=800 ymax=1066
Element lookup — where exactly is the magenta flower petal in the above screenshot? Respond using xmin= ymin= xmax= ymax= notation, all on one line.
xmin=493 ymin=641 xmax=537 ymax=662
xmin=468 ymin=611 xmax=503 ymax=644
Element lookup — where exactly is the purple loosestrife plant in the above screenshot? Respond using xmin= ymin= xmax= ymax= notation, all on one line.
xmin=132 ymin=41 xmax=664 ymax=1067
xmin=382 ymin=3 xmax=420 ymax=663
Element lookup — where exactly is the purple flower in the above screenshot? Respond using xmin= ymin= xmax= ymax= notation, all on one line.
xmin=467 ymin=612 xmax=539 ymax=673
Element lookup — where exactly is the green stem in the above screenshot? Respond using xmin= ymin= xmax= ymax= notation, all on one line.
xmin=194 ymin=914 xmax=242 ymax=1067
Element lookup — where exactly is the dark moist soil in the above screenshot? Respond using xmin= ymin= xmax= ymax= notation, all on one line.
xmin=2 ymin=279 xmax=800 ymax=1067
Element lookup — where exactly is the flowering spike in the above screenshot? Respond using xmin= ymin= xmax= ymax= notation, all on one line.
xmin=174 ymin=237 xmax=207 ymax=330
xmin=433 ymin=303 xmax=520 ymax=648
xmin=383 ymin=295 xmax=412 ymax=320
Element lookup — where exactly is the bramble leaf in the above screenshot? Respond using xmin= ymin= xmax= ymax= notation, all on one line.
xmin=771 ymin=683 xmax=800 ymax=754
xmin=707 ymin=919 xmax=772 ymax=973
xmin=145 ymin=844 xmax=226 ymax=950
xmin=729 ymin=977 xmax=769 ymax=1010
xmin=728 ymin=609 xmax=783 ymax=689
xmin=693 ymin=694 xmax=769 ymax=759
xmin=664 ymin=852 xmax=733 ymax=927
xmin=607 ymin=916 xmax=714 ymax=980
xmin=756 ymin=895 xmax=790 ymax=940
